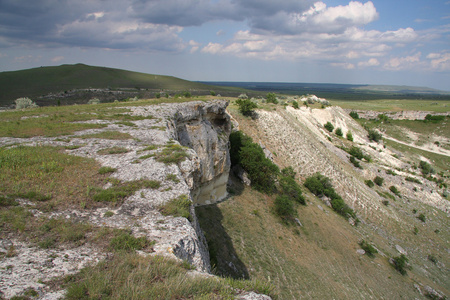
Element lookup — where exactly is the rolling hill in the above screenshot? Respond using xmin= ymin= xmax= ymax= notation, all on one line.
xmin=0 ymin=64 xmax=246 ymax=107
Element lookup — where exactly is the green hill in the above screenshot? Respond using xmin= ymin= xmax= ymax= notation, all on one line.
xmin=0 ymin=64 xmax=244 ymax=107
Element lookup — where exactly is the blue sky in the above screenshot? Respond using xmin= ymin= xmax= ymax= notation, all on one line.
xmin=0 ymin=0 xmax=449 ymax=90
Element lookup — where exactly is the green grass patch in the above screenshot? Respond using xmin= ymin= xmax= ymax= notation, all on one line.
xmin=91 ymin=179 xmax=161 ymax=206
xmin=109 ymin=230 xmax=152 ymax=252
xmin=98 ymin=166 xmax=117 ymax=174
xmin=65 ymin=145 xmax=83 ymax=150
xmin=97 ymin=146 xmax=130 ymax=155
xmin=140 ymin=145 xmax=160 ymax=152
xmin=159 ymin=194 xmax=191 ymax=219
xmin=165 ymin=174 xmax=180 ymax=183
xmin=80 ymin=131 xmax=134 ymax=140
xmin=405 ymin=176 xmax=421 ymax=184
xmin=0 ymin=145 xmax=107 ymax=209
xmin=115 ymin=121 xmax=136 ymax=127
xmin=359 ymin=240 xmax=378 ymax=257
xmin=64 ymin=252 xmax=274 ymax=300
xmin=376 ymin=191 xmax=396 ymax=201
xmin=154 ymin=144 xmax=189 ymax=165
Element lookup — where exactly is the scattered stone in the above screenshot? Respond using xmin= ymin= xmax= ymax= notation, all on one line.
xmin=395 ymin=245 xmax=408 ymax=255
xmin=294 ymin=218 xmax=303 ymax=227
xmin=357 ymin=249 xmax=366 ymax=255
xmin=238 ymin=291 xmax=272 ymax=300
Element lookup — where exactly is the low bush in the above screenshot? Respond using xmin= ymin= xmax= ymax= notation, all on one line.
xmin=417 ymin=213 xmax=426 ymax=222
xmin=292 ymin=101 xmax=299 ymax=109
xmin=324 ymin=122 xmax=334 ymax=132
xmin=368 ymin=129 xmax=382 ymax=143
xmin=365 ymin=180 xmax=374 ymax=188
xmin=274 ymin=195 xmax=296 ymax=221
xmin=236 ymin=99 xmax=258 ymax=116
xmin=374 ymin=176 xmax=384 ymax=186
xmin=391 ymin=254 xmax=409 ymax=275
xmin=349 ymin=111 xmax=359 ymax=119
xmin=419 ymin=161 xmax=434 ymax=175
xmin=405 ymin=176 xmax=421 ymax=184
xmin=335 ymin=127 xmax=343 ymax=137
xmin=359 ymin=240 xmax=378 ymax=257
xmin=349 ymin=156 xmax=362 ymax=168
xmin=346 ymin=131 xmax=353 ymax=141
xmin=389 ymin=185 xmax=400 ymax=196
xmin=279 ymin=169 xmax=305 ymax=205
xmin=266 ymin=92 xmax=278 ymax=104
xmin=304 ymin=173 xmax=357 ymax=220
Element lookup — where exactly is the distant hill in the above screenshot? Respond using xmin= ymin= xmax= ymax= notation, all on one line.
xmin=202 ymin=81 xmax=450 ymax=101
xmin=0 ymin=64 xmax=244 ymax=107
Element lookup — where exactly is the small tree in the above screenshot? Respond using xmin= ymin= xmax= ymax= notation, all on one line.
xmin=374 ymin=176 xmax=384 ymax=186
xmin=15 ymin=97 xmax=38 ymax=109
xmin=392 ymin=254 xmax=409 ymax=275
xmin=324 ymin=122 xmax=334 ymax=132
xmin=292 ymin=101 xmax=299 ymax=109
xmin=274 ymin=195 xmax=296 ymax=221
xmin=346 ymin=131 xmax=353 ymax=141
xmin=266 ymin=92 xmax=278 ymax=104
xmin=335 ymin=127 xmax=343 ymax=137
xmin=236 ymin=99 xmax=258 ymax=116
xmin=419 ymin=161 xmax=434 ymax=175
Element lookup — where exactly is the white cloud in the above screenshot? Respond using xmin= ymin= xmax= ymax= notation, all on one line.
xmin=427 ymin=52 xmax=450 ymax=71
xmin=189 ymin=40 xmax=201 ymax=53
xmin=331 ymin=62 xmax=355 ymax=69
xmin=383 ymin=52 xmax=421 ymax=70
xmin=358 ymin=58 xmax=379 ymax=67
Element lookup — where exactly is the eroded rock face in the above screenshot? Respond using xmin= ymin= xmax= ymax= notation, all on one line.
xmin=173 ymin=100 xmax=231 ymax=205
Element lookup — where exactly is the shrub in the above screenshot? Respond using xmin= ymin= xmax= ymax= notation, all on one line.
xmin=266 ymin=92 xmax=278 ymax=104
xmin=292 ymin=101 xmax=299 ymax=109
xmin=391 ymin=254 xmax=409 ymax=275
xmin=405 ymin=176 xmax=421 ymax=184
xmin=324 ymin=122 xmax=334 ymax=132
xmin=382 ymin=200 xmax=389 ymax=206
xmin=417 ymin=213 xmax=426 ymax=222
xmin=240 ymin=142 xmax=279 ymax=194
xmin=349 ymin=156 xmax=362 ymax=168
xmin=279 ymin=173 xmax=305 ymax=205
xmin=349 ymin=111 xmax=359 ymax=119
xmin=274 ymin=195 xmax=296 ymax=221
xmin=419 ymin=161 xmax=434 ymax=175
xmin=183 ymin=91 xmax=192 ymax=98
xmin=365 ymin=180 xmax=374 ymax=188
xmin=374 ymin=176 xmax=384 ymax=186
xmin=348 ymin=146 xmax=364 ymax=160
xmin=98 ymin=166 xmax=117 ymax=174
xmin=424 ymin=114 xmax=445 ymax=122
xmin=335 ymin=127 xmax=343 ymax=137
xmin=389 ymin=185 xmax=400 ymax=196
xmin=368 ymin=129 xmax=382 ymax=142
xmin=236 ymin=99 xmax=258 ymax=116
xmin=346 ymin=131 xmax=353 ymax=141
xmin=359 ymin=240 xmax=378 ymax=257
xmin=15 ymin=97 xmax=38 ymax=109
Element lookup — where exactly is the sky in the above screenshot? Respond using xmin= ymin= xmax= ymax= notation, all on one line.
xmin=0 ymin=0 xmax=449 ymax=91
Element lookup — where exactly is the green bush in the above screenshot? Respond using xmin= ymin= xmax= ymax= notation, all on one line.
xmin=349 ymin=156 xmax=362 ymax=168
xmin=304 ymin=173 xmax=356 ymax=220
xmin=349 ymin=111 xmax=359 ymax=119
xmin=229 ymin=131 xmax=253 ymax=166
xmin=236 ymin=99 xmax=258 ymax=116
xmin=389 ymin=185 xmax=400 ymax=196
xmin=274 ymin=195 xmax=296 ymax=221
xmin=240 ymin=142 xmax=279 ymax=194
xmin=417 ymin=213 xmax=426 ymax=222
xmin=292 ymin=101 xmax=299 ymax=109
xmin=419 ymin=161 xmax=434 ymax=175
xmin=335 ymin=127 xmax=343 ymax=137
xmin=359 ymin=240 xmax=378 ymax=257
xmin=346 ymin=131 xmax=353 ymax=141
xmin=279 ymin=173 xmax=305 ymax=205
xmin=391 ymin=254 xmax=409 ymax=275
xmin=324 ymin=122 xmax=334 ymax=132
xmin=368 ymin=129 xmax=382 ymax=142
xmin=266 ymin=92 xmax=278 ymax=104
xmin=365 ymin=180 xmax=374 ymax=188
xmin=374 ymin=176 xmax=384 ymax=186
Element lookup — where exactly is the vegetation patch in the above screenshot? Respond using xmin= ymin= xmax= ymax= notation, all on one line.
xmin=374 ymin=176 xmax=384 ymax=186
xmin=165 ymin=174 xmax=180 ymax=184
xmin=109 ymin=229 xmax=152 ymax=252
xmin=391 ymin=254 xmax=410 ymax=275
xmin=154 ymin=143 xmax=189 ymax=165
xmin=64 ymin=253 xmax=274 ymax=300
xmin=97 ymin=146 xmax=130 ymax=155
xmin=0 ymin=145 xmax=108 ymax=209
xmin=90 ymin=179 xmax=161 ymax=206
xmin=324 ymin=122 xmax=334 ymax=132
xmin=304 ymin=173 xmax=357 ymax=221
xmin=159 ymin=194 xmax=192 ymax=220
xmin=405 ymin=176 xmax=421 ymax=184
xmin=389 ymin=185 xmax=401 ymax=196
xmin=359 ymin=240 xmax=378 ymax=257
xmin=368 ymin=129 xmax=382 ymax=142
xmin=236 ymin=98 xmax=258 ymax=116
xmin=98 ymin=166 xmax=117 ymax=175
xmin=365 ymin=180 xmax=374 ymax=188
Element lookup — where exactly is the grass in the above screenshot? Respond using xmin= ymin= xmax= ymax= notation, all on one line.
xmin=165 ymin=173 xmax=180 ymax=183
xmin=108 ymin=230 xmax=152 ymax=252
xmin=154 ymin=143 xmax=189 ymax=164
xmin=159 ymin=194 xmax=191 ymax=220
xmin=0 ymin=145 xmax=107 ymax=209
xmin=64 ymin=252 xmax=274 ymax=300
xmin=98 ymin=166 xmax=117 ymax=174
xmin=90 ymin=179 xmax=161 ymax=206
xmin=97 ymin=146 xmax=130 ymax=155
xmin=331 ymin=99 xmax=450 ymax=113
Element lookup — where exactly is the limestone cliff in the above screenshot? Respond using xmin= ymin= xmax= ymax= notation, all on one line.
xmin=0 ymin=100 xmax=233 ymax=298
